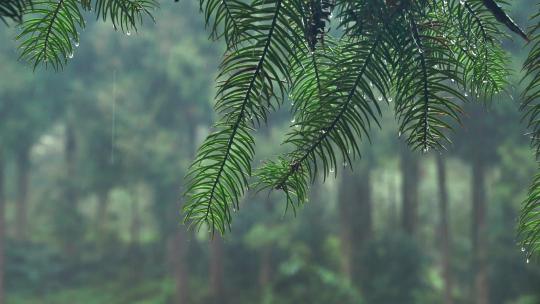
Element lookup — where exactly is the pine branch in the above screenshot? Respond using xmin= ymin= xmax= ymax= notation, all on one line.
xmin=481 ymin=0 xmax=529 ymax=41
xmin=519 ymin=168 xmax=540 ymax=260
xmin=444 ymin=0 xmax=509 ymax=98
xmin=93 ymin=0 xmax=158 ymax=33
xmin=394 ymin=8 xmax=467 ymax=152
xmin=0 ymin=0 xmax=32 ymax=23
xmin=522 ymin=8 xmax=540 ymax=158
xmin=520 ymin=7 xmax=540 ymax=259
xmin=256 ymin=30 xmax=390 ymax=208
xmin=17 ymin=0 xmax=84 ymax=70
xmin=200 ymin=0 xmax=248 ymax=46
xmin=183 ymin=0 xmax=305 ymax=233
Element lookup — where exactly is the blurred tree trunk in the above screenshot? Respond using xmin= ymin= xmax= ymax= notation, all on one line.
xmin=96 ymin=189 xmax=109 ymax=239
xmin=62 ymin=120 xmax=78 ymax=256
xmin=169 ymin=229 xmax=189 ymax=304
xmin=259 ymin=197 xmax=274 ymax=296
xmin=0 ymin=153 xmax=5 ymax=304
xmin=15 ymin=147 xmax=30 ymax=240
xmin=338 ymin=166 xmax=372 ymax=284
xmin=472 ymin=158 xmax=488 ymax=304
xmin=210 ymin=235 xmax=225 ymax=304
xmin=259 ymin=246 xmax=272 ymax=289
xmin=400 ymin=147 xmax=419 ymax=236
xmin=130 ymin=198 xmax=141 ymax=245
xmin=436 ymin=155 xmax=453 ymax=304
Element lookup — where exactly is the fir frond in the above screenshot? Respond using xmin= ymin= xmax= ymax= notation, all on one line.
xmin=0 ymin=0 xmax=32 ymax=23
xmin=199 ymin=0 xmax=249 ymax=47
xmin=93 ymin=0 xmax=158 ymax=33
xmin=520 ymin=6 xmax=540 ymax=258
xmin=519 ymin=169 xmax=540 ymax=260
xmin=183 ymin=0 xmax=305 ymax=233
xmin=443 ymin=0 xmax=509 ymax=98
xmin=481 ymin=0 xmax=528 ymax=41
xmin=393 ymin=8 xmax=467 ymax=152
xmin=522 ymin=8 xmax=540 ymax=158
xmin=256 ymin=29 xmax=392 ymax=208
xmin=17 ymin=0 xmax=84 ymax=70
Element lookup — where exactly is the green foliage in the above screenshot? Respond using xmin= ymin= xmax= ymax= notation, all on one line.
xmin=17 ymin=0 xmax=85 ymax=70
xmin=16 ymin=0 xmax=157 ymax=70
xmin=7 ymin=0 xmax=540 ymax=260
xmin=183 ymin=0 xmax=306 ymax=233
xmin=520 ymin=6 xmax=540 ymax=258
xmin=193 ymin=0 xmax=516 ymax=233
xmin=0 ymin=0 xmax=32 ymax=23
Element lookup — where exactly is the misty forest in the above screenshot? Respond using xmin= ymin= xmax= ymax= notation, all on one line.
xmin=1 ymin=0 xmax=540 ymax=303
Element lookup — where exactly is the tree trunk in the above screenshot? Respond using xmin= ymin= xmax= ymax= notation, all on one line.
xmin=436 ymin=155 xmax=453 ymax=304
xmin=210 ymin=235 xmax=225 ymax=304
xmin=472 ymin=158 xmax=488 ymax=304
xmin=130 ymin=198 xmax=141 ymax=245
xmin=400 ymin=147 xmax=419 ymax=236
xmin=169 ymin=230 xmax=189 ymax=304
xmin=61 ymin=118 xmax=79 ymax=257
xmin=259 ymin=196 xmax=274 ymax=297
xmin=259 ymin=246 xmax=272 ymax=289
xmin=168 ymin=116 xmax=199 ymax=304
xmin=15 ymin=147 xmax=30 ymax=240
xmin=0 ymin=153 xmax=6 ymax=304
xmin=338 ymin=166 xmax=372 ymax=284
xmin=96 ymin=189 xmax=109 ymax=239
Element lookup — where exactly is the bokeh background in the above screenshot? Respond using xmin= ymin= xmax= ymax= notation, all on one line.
xmin=0 ymin=1 xmax=539 ymax=303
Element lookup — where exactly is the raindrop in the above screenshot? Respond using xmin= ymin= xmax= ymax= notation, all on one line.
xmin=74 ymin=41 xmax=79 ymax=47
xmin=126 ymin=31 xmax=131 ymax=36
xmin=329 ymin=167 xmax=335 ymax=173
xmin=291 ymin=118 xmax=296 ymax=123
xmin=527 ymin=258 xmax=530 ymax=264
xmin=68 ymin=52 xmax=74 ymax=59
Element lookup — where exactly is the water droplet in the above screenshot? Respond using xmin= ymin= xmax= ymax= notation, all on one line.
xmin=291 ymin=118 xmax=295 ymax=123
xmin=74 ymin=41 xmax=79 ymax=47
xmin=527 ymin=258 xmax=530 ymax=264
xmin=378 ymin=96 xmax=383 ymax=102
xmin=342 ymin=162 xmax=348 ymax=167
xmin=126 ymin=31 xmax=131 ymax=36
xmin=329 ymin=167 xmax=335 ymax=173
xmin=522 ymin=247 xmax=526 ymax=252
xmin=68 ymin=52 xmax=74 ymax=59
